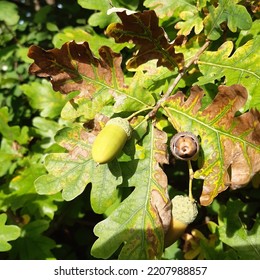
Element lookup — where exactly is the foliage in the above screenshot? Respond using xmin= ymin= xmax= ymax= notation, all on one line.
xmin=0 ymin=0 xmax=259 ymax=260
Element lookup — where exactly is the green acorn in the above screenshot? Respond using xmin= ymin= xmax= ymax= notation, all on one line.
xmin=92 ymin=117 xmax=132 ymax=164
xmin=165 ymin=195 xmax=198 ymax=247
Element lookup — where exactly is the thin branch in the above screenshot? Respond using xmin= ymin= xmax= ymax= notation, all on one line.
xmin=148 ymin=39 xmax=211 ymax=118
xmin=187 ymin=160 xmax=194 ymax=201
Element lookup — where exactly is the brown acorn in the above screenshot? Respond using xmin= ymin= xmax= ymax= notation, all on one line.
xmin=170 ymin=132 xmax=199 ymax=161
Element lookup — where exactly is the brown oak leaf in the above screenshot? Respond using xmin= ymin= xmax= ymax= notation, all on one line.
xmin=106 ymin=10 xmax=184 ymax=70
xmin=28 ymin=41 xmax=125 ymax=97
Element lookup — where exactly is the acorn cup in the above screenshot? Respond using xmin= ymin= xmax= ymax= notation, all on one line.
xmin=170 ymin=132 xmax=199 ymax=161
xmin=164 ymin=195 xmax=198 ymax=248
xmin=92 ymin=117 xmax=132 ymax=164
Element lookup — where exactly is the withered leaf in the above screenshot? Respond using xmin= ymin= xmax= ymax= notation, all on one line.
xmin=164 ymin=84 xmax=260 ymax=206
xmin=106 ymin=10 xmax=184 ymax=70
xmin=28 ymin=41 xmax=125 ymax=97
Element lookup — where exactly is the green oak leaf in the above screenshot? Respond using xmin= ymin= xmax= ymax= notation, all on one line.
xmin=10 ymin=220 xmax=55 ymax=259
xmin=113 ymin=70 xmax=156 ymax=113
xmin=0 ymin=138 xmax=22 ymax=177
xmin=0 ymin=107 xmax=29 ymax=145
xmin=236 ymin=19 xmax=260 ymax=47
xmin=32 ymin=117 xmax=64 ymax=149
xmin=0 ymin=107 xmax=21 ymax=141
xmin=52 ymin=27 xmax=130 ymax=55
xmin=61 ymin=89 xmax=114 ymax=121
xmin=34 ymin=124 xmax=122 ymax=212
xmin=5 ymin=162 xmax=61 ymax=220
xmin=204 ymin=0 xmax=252 ymax=40
xmin=198 ymin=37 xmax=260 ymax=111
xmin=34 ymin=125 xmax=93 ymax=201
xmin=218 ymin=200 xmax=260 ymax=260
xmin=0 ymin=1 xmax=19 ymax=26
xmin=91 ymin=160 xmax=122 ymax=214
xmin=175 ymin=10 xmax=204 ymax=36
xmin=0 ymin=214 xmax=21 ymax=252
xmin=91 ymin=124 xmax=171 ymax=259
xmin=21 ymin=80 xmax=67 ymax=119
xmin=78 ymin=0 xmax=119 ymax=28
xmin=78 ymin=0 xmax=139 ymax=28
xmin=143 ymin=0 xmax=198 ymax=21
xmin=163 ymin=84 xmax=260 ymax=206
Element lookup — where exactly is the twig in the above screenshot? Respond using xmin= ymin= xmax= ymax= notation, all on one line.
xmin=187 ymin=160 xmax=194 ymax=201
xmin=148 ymin=39 xmax=210 ymax=118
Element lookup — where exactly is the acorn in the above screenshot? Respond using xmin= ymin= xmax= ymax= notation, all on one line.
xmin=170 ymin=132 xmax=199 ymax=161
xmin=92 ymin=117 xmax=132 ymax=164
xmin=165 ymin=195 xmax=198 ymax=248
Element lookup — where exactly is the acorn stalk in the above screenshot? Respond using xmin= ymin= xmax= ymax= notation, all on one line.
xmin=165 ymin=195 xmax=198 ymax=248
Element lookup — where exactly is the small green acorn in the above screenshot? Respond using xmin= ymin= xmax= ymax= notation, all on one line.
xmin=165 ymin=195 xmax=198 ymax=248
xmin=92 ymin=117 xmax=132 ymax=164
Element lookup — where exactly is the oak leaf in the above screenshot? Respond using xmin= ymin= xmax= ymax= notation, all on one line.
xmin=91 ymin=124 xmax=171 ymax=259
xmin=143 ymin=0 xmax=198 ymax=21
xmin=163 ymin=84 xmax=260 ymax=206
xmin=218 ymin=200 xmax=260 ymax=260
xmin=106 ymin=9 xmax=184 ymax=70
xmin=0 ymin=213 xmax=20 ymax=252
xmin=28 ymin=41 xmax=125 ymax=96
xmin=204 ymin=0 xmax=252 ymax=40
xmin=198 ymin=37 xmax=260 ymax=111
xmin=28 ymin=41 xmax=155 ymax=120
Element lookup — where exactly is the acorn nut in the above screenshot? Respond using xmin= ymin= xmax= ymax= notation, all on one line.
xmin=164 ymin=195 xmax=198 ymax=248
xmin=170 ymin=132 xmax=199 ymax=161
xmin=92 ymin=117 xmax=132 ymax=164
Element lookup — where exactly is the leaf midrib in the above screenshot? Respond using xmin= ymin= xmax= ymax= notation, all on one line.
xmin=198 ymin=61 xmax=260 ymax=79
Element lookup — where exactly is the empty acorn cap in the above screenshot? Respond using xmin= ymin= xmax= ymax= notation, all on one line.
xmin=171 ymin=195 xmax=198 ymax=225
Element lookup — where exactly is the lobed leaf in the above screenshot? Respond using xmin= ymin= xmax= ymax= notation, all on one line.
xmin=21 ymin=80 xmax=67 ymax=119
xmin=11 ymin=220 xmax=56 ymax=259
xmin=91 ymin=124 xmax=171 ymax=259
xmin=0 ymin=107 xmax=21 ymax=142
xmin=34 ymin=122 xmax=122 ymax=210
xmin=163 ymin=84 xmax=260 ymax=206
xmin=175 ymin=10 xmax=204 ymax=36
xmin=0 ymin=213 xmax=21 ymax=252
xmin=28 ymin=41 xmax=154 ymax=121
xmin=198 ymin=37 xmax=260 ymax=111
xmin=143 ymin=0 xmax=198 ymax=21
xmin=0 ymin=1 xmax=19 ymax=26
xmin=28 ymin=41 xmax=123 ymax=120
xmin=218 ymin=200 xmax=260 ymax=259
xmin=204 ymin=0 xmax=252 ymax=40
xmin=113 ymin=70 xmax=156 ymax=113
xmin=78 ymin=0 xmax=118 ymax=28
xmin=52 ymin=27 xmax=130 ymax=55
xmin=34 ymin=125 xmax=93 ymax=201
xmin=106 ymin=9 xmax=184 ymax=70
xmin=28 ymin=41 xmax=125 ymax=96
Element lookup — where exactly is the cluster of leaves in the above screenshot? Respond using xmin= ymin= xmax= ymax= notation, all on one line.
xmin=0 ymin=0 xmax=259 ymax=260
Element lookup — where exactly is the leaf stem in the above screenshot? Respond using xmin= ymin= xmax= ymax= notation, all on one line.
xmin=126 ymin=107 xmax=153 ymax=121
xmin=148 ymin=39 xmax=210 ymax=118
xmin=187 ymin=160 xmax=194 ymax=201
xmin=131 ymin=114 xmax=150 ymax=130
xmin=161 ymin=104 xmax=182 ymax=132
